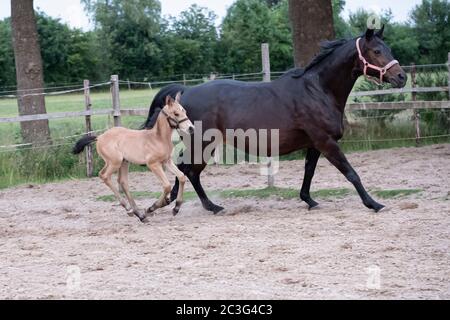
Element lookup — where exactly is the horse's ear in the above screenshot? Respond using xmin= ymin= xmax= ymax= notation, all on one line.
xmin=376 ymin=24 xmax=385 ymax=39
xmin=165 ymin=95 xmax=174 ymax=106
xmin=175 ymin=92 xmax=182 ymax=103
xmin=365 ymin=28 xmax=375 ymax=40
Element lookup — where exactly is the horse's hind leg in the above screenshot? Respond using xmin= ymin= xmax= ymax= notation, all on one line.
xmin=100 ymin=163 xmax=130 ymax=211
xmin=146 ymin=162 xmax=172 ymax=215
xmin=118 ymin=161 xmax=144 ymax=219
xmin=165 ymin=160 xmax=187 ymax=216
xmin=300 ymin=148 xmax=321 ymax=209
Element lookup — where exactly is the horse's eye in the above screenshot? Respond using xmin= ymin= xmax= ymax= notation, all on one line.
xmin=174 ymin=113 xmax=180 ymax=117
xmin=374 ymin=49 xmax=381 ymax=55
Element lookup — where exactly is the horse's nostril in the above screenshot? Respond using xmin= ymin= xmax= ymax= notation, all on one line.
xmin=188 ymin=126 xmax=194 ymax=134
xmin=398 ymin=73 xmax=405 ymax=80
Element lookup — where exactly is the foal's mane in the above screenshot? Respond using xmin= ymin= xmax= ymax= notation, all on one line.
xmin=287 ymin=38 xmax=349 ymax=79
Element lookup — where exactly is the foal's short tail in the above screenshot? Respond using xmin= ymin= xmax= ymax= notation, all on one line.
xmin=72 ymin=135 xmax=97 ymax=154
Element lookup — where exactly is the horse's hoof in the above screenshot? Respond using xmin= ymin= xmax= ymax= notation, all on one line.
xmin=211 ymin=205 xmax=225 ymax=214
xmin=372 ymin=203 xmax=386 ymax=213
xmin=375 ymin=205 xmax=389 ymax=213
xmin=146 ymin=205 xmax=156 ymax=214
xmin=126 ymin=209 xmax=135 ymax=217
xmin=308 ymin=200 xmax=320 ymax=210
xmin=172 ymin=207 xmax=180 ymax=216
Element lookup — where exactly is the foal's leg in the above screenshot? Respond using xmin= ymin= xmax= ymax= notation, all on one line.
xmin=315 ymin=137 xmax=384 ymax=212
xmin=100 ymin=163 xmax=130 ymax=211
xmin=165 ymin=160 xmax=187 ymax=216
xmin=300 ymin=148 xmax=321 ymax=209
xmin=118 ymin=161 xmax=144 ymax=220
xmin=146 ymin=162 xmax=172 ymax=215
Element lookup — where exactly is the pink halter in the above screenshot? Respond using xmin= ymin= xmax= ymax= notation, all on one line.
xmin=356 ymin=37 xmax=399 ymax=85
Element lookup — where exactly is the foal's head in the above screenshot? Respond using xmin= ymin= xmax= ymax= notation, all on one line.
xmin=163 ymin=92 xmax=195 ymax=134
xmin=357 ymin=26 xmax=407 ymax=88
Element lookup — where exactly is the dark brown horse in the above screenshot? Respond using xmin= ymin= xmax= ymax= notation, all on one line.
xmin=143 ymin=27 xmax=407 ymax=214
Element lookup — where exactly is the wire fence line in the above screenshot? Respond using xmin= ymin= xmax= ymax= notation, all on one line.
xmin=0 ymin=128 xmax=109 ymax=152
xmin=0 ymin=82 xmax=111 ymax=99
xmin=340 ymin=133 xmax=450 ymax=143
xmin=0 ymin=61 xmax=448 ymax=98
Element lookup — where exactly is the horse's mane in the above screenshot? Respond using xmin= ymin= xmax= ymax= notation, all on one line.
xmin=288 ymin=38 xmax=349 ymax=78
xmin=141 ymin=84 xmax=186 ymax=129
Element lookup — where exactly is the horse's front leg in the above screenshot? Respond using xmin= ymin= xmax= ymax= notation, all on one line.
xmin=165 ymin=160 xmax=187 ymax=216
xmin=146 ymin=162 xmax=172 ymax=217
xmin=300 ymin=148 xmax=321 ymax=209
xmin=314 ymin=136 xmax=384 ymax=212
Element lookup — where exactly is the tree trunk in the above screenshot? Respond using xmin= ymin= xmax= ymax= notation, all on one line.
xmin=11 ymin=0 xmax=51 ymax=145
xmin=289 ymin=0 xmax=335 ymax=67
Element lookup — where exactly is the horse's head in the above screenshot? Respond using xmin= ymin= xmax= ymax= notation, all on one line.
xmin=357 ymin=26 xmax=407 ymax=88
xmin=163 ymin=92 xmax=195 ymax=134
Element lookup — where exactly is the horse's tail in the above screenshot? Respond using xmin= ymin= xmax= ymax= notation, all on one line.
xmin=142 ymin=84 xmax=186 ymax=129
xmin=72 ymin=135 xmax=97 ymax=154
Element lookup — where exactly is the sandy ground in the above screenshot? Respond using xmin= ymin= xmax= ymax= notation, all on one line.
xmin=0 ymin=144 xmax=449 ymax=300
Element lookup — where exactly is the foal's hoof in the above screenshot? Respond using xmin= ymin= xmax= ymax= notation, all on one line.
xmin=172 ymin=207 xmax=180 ymax=216
xmin=126 ymin=209 xmax=135 ymax=217
xmin=146 ymin=205 xmax=157 ymax=214
xmin=140 ymin=216 xmax=150 ymax=224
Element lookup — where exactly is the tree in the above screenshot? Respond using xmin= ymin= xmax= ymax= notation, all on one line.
xmin=332 ymin=0 xmax=351 ymax=38
xmin=164 ymin=4 xmax=218 ymax=75
xmin=11 ymin=0 xmax=51 ymax=145
xmin=36 ymin=12 xmax=102 ymax=83
xmin=219 ymin=0 xmax=293 ymax=73
xmin=0 ymin=19 xmax=16 ymax=87
xmin=82 ymin=0 xmax=163 ymax=79
xmin=289 ymin=0 xmax=335 ymax=67
xmin=410 ymin=0 xmax=450 ymax=64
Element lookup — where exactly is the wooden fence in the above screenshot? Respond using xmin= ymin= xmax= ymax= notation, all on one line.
xmin=0 ymin=48 xmax=449 ymax=183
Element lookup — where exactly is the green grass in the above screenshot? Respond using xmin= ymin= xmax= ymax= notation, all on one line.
xmin=373 ymin=189 xmax=422 ymax=199
xmin=96 ymin=187 xmax=422 ymax=203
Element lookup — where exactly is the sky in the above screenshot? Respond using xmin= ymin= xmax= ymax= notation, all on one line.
xmin=0 ymin=0 xmax=423 ymax=30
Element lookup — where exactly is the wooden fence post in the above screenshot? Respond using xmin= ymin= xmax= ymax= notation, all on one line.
xmin=262 ymin=43 xmax=274 ymax=187
xmin=411 ymin=63 xmax=421 ymax=147
xmin=84 ymin=79 xmax=94 ymax=177
xmin=111 ymin=75 xmax=121 ymax=127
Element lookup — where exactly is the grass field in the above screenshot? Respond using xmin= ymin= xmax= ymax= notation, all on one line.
xmin=0 ymin=82 xmax=449 ymax=190
xmin=96 ymin=186 xmax=423 ymax=203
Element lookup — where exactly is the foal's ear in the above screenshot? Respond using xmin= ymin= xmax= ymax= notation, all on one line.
xmin=175 ymin=92 xmax=182 ymax=103
xmin=365 ymin=28 xmax=375 ymax=40
xmin=165 ymin=95 xmax=174 ymax=106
